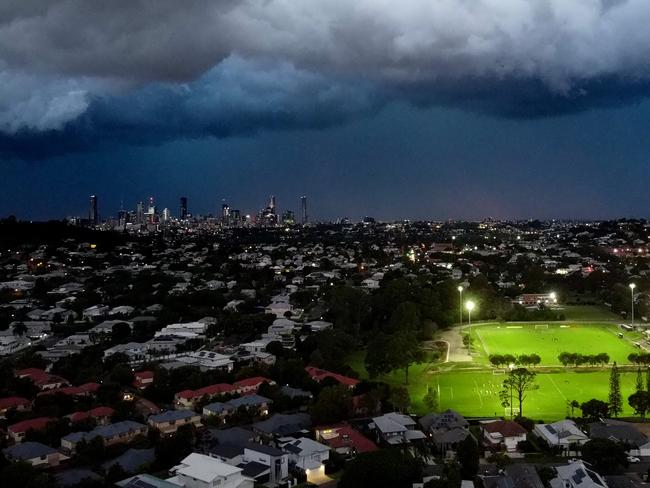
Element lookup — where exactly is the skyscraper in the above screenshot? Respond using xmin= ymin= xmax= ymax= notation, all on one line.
xmin=300 ymin=195 xmax=308 ymax=225
xmin=136 ymin=201 xmax=144 ymax=224
xmin=221 ymin=201 xmax=231 ymax=226
xmin=89 ymin=195 xmax=98 ymax=226
xmin=180 ymin=197 xmax=188 ymax=220
xmin=145 ymin=197 xmax=157 ymax=224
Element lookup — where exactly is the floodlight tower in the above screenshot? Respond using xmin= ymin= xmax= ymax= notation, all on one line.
xmin=630 ymin=283 xmax=636 ymax=327
xmin=466 ymin=300 xmax=475 ymax=354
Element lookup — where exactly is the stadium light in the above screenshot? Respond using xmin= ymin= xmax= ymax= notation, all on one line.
xmin=465 ymin=300 xmax=475 ymax=355
xmin=630 ymin=283 xmax=636 ymax=327
xmin=549 ymin=291 xmax=557 ymax=304
xmin=458 ymin=286 xmax=464 ymax=325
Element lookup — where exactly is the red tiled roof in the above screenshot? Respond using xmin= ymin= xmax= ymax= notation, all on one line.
xmin=176 ymin=383 xmax=235 ymax=400
xmin=0 ymin=396 xmax=31 ymax=410
xmin=68 ymin=411 xmax=90 ymax=423
xmin=9 ymin=416 xmax=51 ymax=434
xmin=305 ymin=366 xmax=359 ymax=387
xmin=234 ymin=376 xmax=272 ymax=389
xmin=197 ymin=383 xmax=235 ymax=396
xmin=176 ymin=389 xmax=196 ymax=400
xmin=88 ymin=406 xmax=115 ymax=418
xmin=482 ymin=420 xmax=527 ymax=437
xmin=316 ymin=422 xmax=378 ymax=453
xmin=39 ymin=382 xmax=99 ymax=397
xmin=136 ymin=398 xmax=161 ymax=414
xmin=16 ymin=368 xmax=67 ymax=387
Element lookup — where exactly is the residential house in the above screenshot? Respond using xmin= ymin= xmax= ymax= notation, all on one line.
xmin=148 ymin=410 xmax=202 ymax=434
xmin=61 ymin=420 xmax=148 ymax=452
xmin=3 ymin=441 xmax=62 ymax=468
xmin=236 ymin=443 xmax=289 ymax=485
xmin=67 ymin=406 xmax=115 ymax=425
xmin=8 ymin=417 xmax=52 ymax=443
xmin=589 ymin=419 xmax=650 ymax=457
xmin=175 ymin=383 xmax=236 ymax=409
xmin=167 ymin=452 xmax=254 ymax=488
xmin=305 ymin=366 xmax=359 ymax=388
xmin=252 ymin=413 xmax=311 ymax=439
xmin=233 ymin=377 xmax=274 ymax=394
xmin=278 ymin=437 xmax=330 ymax=483
xmin=116 ymin=474 xmax=180 ymax=488
xmin=314 ymin=422 xmax=378 ymax=456
xmin=550 ymin=460 xmax=608 ymax=488
xmin=419 ymin=409 xmax=470 ymax=453
xmin=480 ymin=420 xmax=527 ymax=453
xmin=534 ymin=419 xmax=589 ymax=451
xmin=0 ymin=396 xmax=31 ymax=418
xmin=133 ymin=370 xmax=154 ymax=389
xmin=371 ymin=412 xmax=426 ymax=445
xmin=15 ymin=368 xmax=68 ymax=391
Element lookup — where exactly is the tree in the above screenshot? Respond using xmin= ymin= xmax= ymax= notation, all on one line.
xmin=647 ymin=366 xmax=650 ymax=393
xmin=386 ymin=301 xmax=421 ymax=334
xmin=338 ymin=449 xmax=422 ymax=488
xmin=628 ymin=391 xmax=650 ymax=418
xmin=365 ymin=333 xmax=393 ymax=378
xmin=582 ymin=438 xmax=628 ymax=474
xmin=567 ymin=399 xmax=580 ymax=417
xmin=580 ymin=399 xmax=609 ymax=422
xmin=389 ymin=385 xmax=411 ymax=412
xmin=423 ymin=385 xmax=438 ymax=411
xmin=608 ymin=362 xmax=623 ymax=418
xmin=111 ymin=322 xmax=132 ymax=344
xmin=502 ymin=368 xmax=537 ymax=418
xmin=393 ymin=329 xmax=425 ymax=385
xmin=12 ymin=321 xmax=27 ymax=337
xmin=636 ymin=367 xmax=644 ymax=393
xmin=456 ymin=435 xmax=479 ymax=479
xmin=310 ymin=385 xmax=352 ymax=424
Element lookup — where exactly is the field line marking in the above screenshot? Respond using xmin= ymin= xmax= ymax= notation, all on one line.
xmin=473 ymin=379 xmax=484 ymax=406
xmin=547 ymin=375 xmax=568 ymax=402
xmin=475 ymin=329 xmax=490 ymax=356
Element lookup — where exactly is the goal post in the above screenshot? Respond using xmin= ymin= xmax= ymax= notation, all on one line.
xmin=534 ymin=324 xmax=549 ymax=330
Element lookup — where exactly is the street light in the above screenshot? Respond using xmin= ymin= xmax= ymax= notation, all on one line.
xmin=630 ymin=283 xmax=636 ymax=327
xmin=457 ymin=285 xmax=464 ymax=325
xmin=466 ymin=300 xmax=475 ymax=354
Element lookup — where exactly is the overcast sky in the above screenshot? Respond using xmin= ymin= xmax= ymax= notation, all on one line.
xmin=1 ymin=1 xmax=650 ymax=220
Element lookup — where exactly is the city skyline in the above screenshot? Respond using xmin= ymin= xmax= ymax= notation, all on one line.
xmin=2 ymin=3 xmax=650 ymax=220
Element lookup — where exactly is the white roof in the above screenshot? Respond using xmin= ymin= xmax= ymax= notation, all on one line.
xmin=174 ymin=453 xmax=242 ymax=483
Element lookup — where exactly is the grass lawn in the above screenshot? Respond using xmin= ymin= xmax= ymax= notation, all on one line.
xmin=348 ymin=356 xmax=641 ymax=419
xmin=432 ymin=369 xmax=639 ymax=419
xmin=471 ymin=322 xmax=637 ymax=366
xmin=560 ymin=305 xmax=621 ymax=321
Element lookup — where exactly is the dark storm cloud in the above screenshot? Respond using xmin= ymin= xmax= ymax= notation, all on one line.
xmin=3 ymin=0 xmax=650 ymax=156
xmin=0 ymin=57 xmax=382 ymax=159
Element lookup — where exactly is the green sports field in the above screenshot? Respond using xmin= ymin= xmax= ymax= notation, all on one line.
xmin=432 ymin=369 xmax=639 ymax=419
xmin=346 ymin=308 xmax=645 ymax=420
xmin=471 ymin=322 xmax=637 ymax=366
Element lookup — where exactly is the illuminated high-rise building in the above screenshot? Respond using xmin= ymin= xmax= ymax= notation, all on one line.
xmin=89 ymin=195 xmax=98 ymax=226
xmin=221 ymin=201 xmax=231 ymax=226
xmin=300 ymin=195 xmax=308 ymax=225
xmin=179 ymin=197 xmax=188 ymax=219
xmin=136 ymin=201 xmax=144 ymax=224
xmin=146 ymin=196 xmax=157 ymax=224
